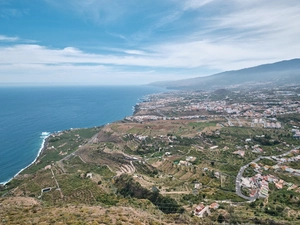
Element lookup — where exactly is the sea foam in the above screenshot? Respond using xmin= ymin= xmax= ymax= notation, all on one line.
xmin=41 ymin=132 xmax=50 ymax=137
xmin=0 ymin=132 xmax=50 ymax=185
xmin=0 ymin=86 xmax=166 ymax=184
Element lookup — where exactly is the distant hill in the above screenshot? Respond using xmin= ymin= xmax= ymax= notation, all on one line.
xmin=150 ymin=59 xmax=300 ymax=90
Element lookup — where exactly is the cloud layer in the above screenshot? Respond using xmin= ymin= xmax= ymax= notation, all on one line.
xmin=1 ymin=0 xmax=300 ymax=85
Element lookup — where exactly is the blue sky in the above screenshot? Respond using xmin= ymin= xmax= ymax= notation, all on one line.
xmin=1 ymin=0 xmax=300 ymax=86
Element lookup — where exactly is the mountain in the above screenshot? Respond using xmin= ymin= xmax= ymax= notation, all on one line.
xmin=150 ymin=58 xmax=300 ymax=90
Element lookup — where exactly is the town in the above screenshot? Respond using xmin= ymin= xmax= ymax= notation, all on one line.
xmin=1 ymin=85 xmax=300 ymax=224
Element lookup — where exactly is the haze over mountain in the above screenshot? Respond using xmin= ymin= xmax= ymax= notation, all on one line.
xmin=150 ymin=58 xmax=300 ymax=90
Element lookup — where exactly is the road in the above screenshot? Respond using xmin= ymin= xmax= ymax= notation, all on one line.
xmin=235 ymin=160 xmax=259 ymax=202
xmin=60 ymin=133 xmax=99 ymax=162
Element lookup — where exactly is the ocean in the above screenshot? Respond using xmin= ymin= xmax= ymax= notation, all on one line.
xmin=0 ymin=86 xmax=166 ymax=184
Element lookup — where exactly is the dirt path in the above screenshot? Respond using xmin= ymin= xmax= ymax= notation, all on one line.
xmin=50 ymin=168 xmax=63 ymax=198
xmin=160 ymin=191 xmax=190 ymax=195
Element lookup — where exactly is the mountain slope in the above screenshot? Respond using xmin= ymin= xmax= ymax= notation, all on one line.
xmin=151 ymin=58 xmax=300 ymax=90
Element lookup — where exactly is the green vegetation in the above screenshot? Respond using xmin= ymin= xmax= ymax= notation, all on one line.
xmin=181 ymin=194 xmax=204 ymax=205
xmin=268 ymin=189 xmax=300 ymax=210
xmin=277 ymin=113 xmax=300 ymax=123
xmin=188 ymin=121 xmax=217 ymax=130
xmin=260 ymin=158 xmax=277 ymax=166
xmin=115 ymin=174 xmax=184 ymax=214
xmin=287 ymin=161 xmax=300 ymax=169
xmin=133 ymin=161 xmax=158 ymax=177
xmin=21 ymin=127 xmax=101 ymax=175
xmin=2 ymin=87 xmax=300 ymax=224
xmin=243 ymin=166 xmax=256 ymax=177
xmin=208 ymin=189 xmax=245 ymax=202
xmin=65 ymin=156 xmax=116 ymax=179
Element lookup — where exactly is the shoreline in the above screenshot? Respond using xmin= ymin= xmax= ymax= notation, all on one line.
xmin=0 ymin=101 xmax=142 ymax=186
xmin=0 ymin=91 xmax=163 ymax=187
xmin=0 ymin=133 xmax=50 ymax=186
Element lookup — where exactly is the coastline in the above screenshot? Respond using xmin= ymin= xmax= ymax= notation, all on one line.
xmin=0 ymin=99 xmax=143 ymax=186
xmin=0 ymin=88 xmax=165 ymax=186
xmin=0 ymin=100 xmax=141 ymax=186
xmin=0 ymin=133 xmax=50 ymax=186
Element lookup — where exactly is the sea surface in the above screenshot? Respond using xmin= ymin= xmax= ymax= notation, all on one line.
xmin=0 ymin=86 xmax=166 ymax=184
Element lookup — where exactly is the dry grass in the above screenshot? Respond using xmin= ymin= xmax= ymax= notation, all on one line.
xmin=0 ymin=200 xmax=197 ymax=225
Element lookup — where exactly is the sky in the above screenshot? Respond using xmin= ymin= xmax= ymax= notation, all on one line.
xmin=1 ymin=0 xmax=300 ymax=86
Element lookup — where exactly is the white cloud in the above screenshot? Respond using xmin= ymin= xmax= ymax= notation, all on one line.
xmin=1 ymin=0 xmax=300 ymax=85
xmin=0 ymin=35 xmax=19 ymax=42
xmin=123 ymin=50 xmax=147 ymax=55
xmin=0 ymin=59 xmax=181 ymax=86
xmin=1 ymin=34 xmax=299 ymax=79
xmin=44 ymin=0 xmax=126 ymax=24
xmin=107 ymin=32 xmax=127 ymax=41
xmin=166 ymin=0 xmax=300 ymax=69
xmin=212 ymin=1 xmax=300 ymax=34
xmin=183 ymin=0 xmax=215 ymax=10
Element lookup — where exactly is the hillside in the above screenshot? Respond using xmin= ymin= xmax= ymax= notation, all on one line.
xmin=1 ymin=86 xmax=300 ymax=224
xmin=150 ymin=59 xmax=300 ymax=90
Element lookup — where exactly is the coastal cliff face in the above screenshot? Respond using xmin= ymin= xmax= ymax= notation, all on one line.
xmin=1 ymin=85 xmax=300 ymax=225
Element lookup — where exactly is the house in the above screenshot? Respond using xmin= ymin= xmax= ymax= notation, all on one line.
xmin=44 ymin=165 xmax=51 ymax=170
xmin=241 ymin=177 xmax=253 ymax=188
xmin=86 ymin=173 xmax=93 ymax=179
xmin=287 ymin=184 xmax=297 ymax=191
xmin=274 ymin=180 xmax=285 ymax=189
xmin=194 ymin=204 xmax=211 ymax=217
xmin=258 ymin=180 xmax=269 ymax=198
xmin=275 ymin=182 xmax=283 ymax=189
xmin=285 ymin=167 xmax=294 ymax=173
xmin=233 ymin=150 xmax=245 ymax=157
xmin=250 ymin=162 xmax=260 ymax=170
xmin=186 ymin=156 xmax=196 ymax=162
xmin=252 ymin=147 xmax=263 ymax=153
xmin=209 ymin=202 xmax=219 ymax=210
xmin=249 ymin=189 xmax=257 ymax=198
xmin=272 ymin=165 xmax=280 ymax=170
xmin=151 ymin=186 xmax=159 ymax=192
xmin=263 ymin=165 xmax=270 ymax=171
xmin=179 ymin=160 xmax=191 ymax=166
xmin=293 ymin=131 xmax=300 ymax=139
xmin=214 ymin=171 xmax=220 ymax=179
xmin=42 ymin=187 xmax=51 ymax=193
xmin=194 ymin=182 xmax=202 ymax=189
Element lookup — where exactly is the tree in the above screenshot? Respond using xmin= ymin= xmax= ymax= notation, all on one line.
xmin=217 ymin=214 xmax=225 ymax=223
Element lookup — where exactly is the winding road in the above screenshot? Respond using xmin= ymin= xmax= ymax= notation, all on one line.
xmin=235 ymin=146 xmax=300 ymax=202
